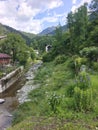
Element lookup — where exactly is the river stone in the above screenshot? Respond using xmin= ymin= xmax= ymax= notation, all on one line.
xmin=0 ymin=99 xmax=5 ymax=104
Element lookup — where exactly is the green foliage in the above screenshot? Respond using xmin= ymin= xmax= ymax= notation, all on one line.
xmin=75 ymin=57 xmax=88 ymax=67
xmin=88 ymin=25 xmax=98 ymax=46
xmin=54 ymin=55 xmax=67 ymax=65
xmin=0 ymin=33 xmax=31 ymax=65
xmin=47 ymin=92 xmax=62 ymax=114
xmin=34 ymin=62 xmax=53 ymax=83
xmin=89 ymin=0 xmax=98 ymax=21
xmin=0 ymin=32 xmax=37 ymax=66
xmin=92 ymin=62 xmax=98 ymax=71
xmin=54 ymin=24 xmax=63 ymax=42
xmin=73 ymin=72 xmax=93 ymax=112
xmin=73 ymin=87 xmax=93 ymax=112
xmin=31 ymin=35 xmax=55 ymax=54
xmin=66 ymin=71 xmax=93 ymax=112
xmin=18 ymin=51 xmax=29 ymax=66
xmin=67 ymin=4 xmax=88 ymax=53
xmin=10 ymin=58 xmax=98 ymax=130
xmin=74 ymin=57 xmax=88 ymax=74
xmin=66 ymin=83 xmax=76 ymax=97
xmin=80 ymin=46 xmax=98 ymax=61
xmin=75 ymin=72 xmax=91 ymax=90
xmin=42 ymin=52 xmax=53 ymax=62
xmin=30 ymin=51 xmax=35 ymax=60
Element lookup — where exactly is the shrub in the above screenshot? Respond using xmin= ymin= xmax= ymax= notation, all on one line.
xmin=42 ymin=52 xmax=53 ymax=62
xmin=48 ymin=92 xmax=62 ymax=114
xmin=75 ymin=71 xmax=91 ymax=90
xmin=74 ymin=57 xmax=88 ymax=74
xmin=73 ymin=87 xmax=93 ymax=112
xmin=66 ymin=83 xmax=76 ymax=97
xmin=80 ymin=46 xmax=98 ymax=62
xmin=54 ymin=55 xmax=67 ymax=65
xmin=75 ymin=57 xmax=88 ymax=67
xmin=92 ymin=62 xmax=98 ymax=71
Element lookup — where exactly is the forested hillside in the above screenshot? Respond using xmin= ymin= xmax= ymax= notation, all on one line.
xmin=0 ymin=23 xmax=35 ymax=45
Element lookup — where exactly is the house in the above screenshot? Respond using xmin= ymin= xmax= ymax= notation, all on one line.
xmin=46 ymin=45 xmax=52 ymax=52
xmin=0 ymin=53 xmax=11 ymax=65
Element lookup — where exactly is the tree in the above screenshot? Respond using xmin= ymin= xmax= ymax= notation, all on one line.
xmin=87 ymin=0 xmax=98 ymax=47
xmin=55 ymin=23 xmax=63 ymax=42
xmin=67 ymin=4 xmax=88 ymax=53
xmin=67 ymin=12 xmax=75 ymax=53
xmin=0 ymin=33 xmax=28 ymax=64
xmin=89 ymin=0 xmax=98 ymax=21
xmin=80 ymin=46 xmax=98 ymax=62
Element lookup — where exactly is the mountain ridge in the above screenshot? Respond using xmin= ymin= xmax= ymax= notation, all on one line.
xmin=0 ymin=23 xmax=68 ymax=45
xmin=0 ymin=23 xmax=35 ymax=45
xmin=38 ymin=24 xmax=67 ymax=35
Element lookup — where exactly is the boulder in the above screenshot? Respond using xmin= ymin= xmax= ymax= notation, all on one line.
xmin=0 ymin=99 xmax=5 ymax=104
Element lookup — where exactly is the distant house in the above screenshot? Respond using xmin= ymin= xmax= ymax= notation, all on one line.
xmin=46 ymin=45 xmax=52 ymax=52
xmin=0 ymin=53 xmax=11 ymax=65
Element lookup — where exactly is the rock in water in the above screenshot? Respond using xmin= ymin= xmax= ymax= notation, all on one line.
xmin=0 ymin=99 xmax=5 ymax=104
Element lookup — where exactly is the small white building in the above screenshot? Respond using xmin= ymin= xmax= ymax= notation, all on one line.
xmin=46 ymin=45 xmax=52 ymax=52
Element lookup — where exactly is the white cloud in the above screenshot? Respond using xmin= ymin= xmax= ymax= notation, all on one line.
xmin=71 ymin=5 xmax=77 ymax=12
xmin=0 ymin=0 xmax=63 ymax=34
xmin=72 ymin=0 xmax=77 ymax=4
xmin=40 ymin=11 xmax=67 ymax=28
xmin=71 ymin=0 xmax=92 ymax=12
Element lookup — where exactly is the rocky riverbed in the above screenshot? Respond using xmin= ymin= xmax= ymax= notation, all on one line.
xmin=0 ymin=61 xmax=42 ymax=130
xmin=17 ymin=62 xmax=42 ymax=104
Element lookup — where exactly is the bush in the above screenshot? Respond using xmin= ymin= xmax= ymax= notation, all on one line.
xmin=74 ymin=57 xmax=88 ymax=74
xmin=73 ymin=87 xmax=93 ymax=112
xmin=48 ymin=92 xmax=62 ymax=114
xmin=75 ymin=71 xmax=91 ymax=90
xmin=42 ymin=52 xmax=53 ymax=62
xmin=80 ymin=46 xmax=98 ymax=62
xmin=66 ymin=83 xmax=76 ymax=97
xmin=54 ymin=55 xmax=67 ymax=65
xmin=66 ymin=72 xmax=94 ymax=112
xmin=75 ymin=57 xmax=88 ymax=67
xmin=92 ymin=62 xmax=98 ymax=71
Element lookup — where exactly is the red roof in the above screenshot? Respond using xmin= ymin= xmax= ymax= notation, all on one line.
xmin=0 ymin=53 xmax=11 ymax=59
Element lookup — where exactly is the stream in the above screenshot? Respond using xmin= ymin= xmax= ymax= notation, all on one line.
xmin=0 ymin=62 xmax=42 ymax=130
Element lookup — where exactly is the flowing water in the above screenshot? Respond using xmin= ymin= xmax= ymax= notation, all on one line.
xmin=0 ymin=62 xmax=42 ymax=130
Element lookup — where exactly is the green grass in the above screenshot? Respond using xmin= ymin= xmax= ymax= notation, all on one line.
xmin=8 ymin=59 xmax=98 ymax=130
xmin=8 ymin=115 xmax=98 ymax=130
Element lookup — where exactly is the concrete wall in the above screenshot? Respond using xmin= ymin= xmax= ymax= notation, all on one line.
xmin=0 ymin=66 xmax=23 ymax=93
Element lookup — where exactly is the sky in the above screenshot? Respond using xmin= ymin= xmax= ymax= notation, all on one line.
xmin=0 ymin=0 xmax=92 ymax=34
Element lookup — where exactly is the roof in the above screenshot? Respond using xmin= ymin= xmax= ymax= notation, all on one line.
xmin=0 ymin=53 xmax=11 ymax=59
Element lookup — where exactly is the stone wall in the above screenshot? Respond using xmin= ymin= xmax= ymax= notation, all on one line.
xmin=0 ymin=66 xmax=23 ymax=93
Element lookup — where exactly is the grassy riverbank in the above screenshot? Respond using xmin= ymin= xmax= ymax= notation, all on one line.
xmin=8 ymin=58 xmax=98 ymax=130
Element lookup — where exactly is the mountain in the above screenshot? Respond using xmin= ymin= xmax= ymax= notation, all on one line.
xmin=39 ymin=26 xmax=56 ymax=35
xmin=0 ymin=23 xmax=68 ymax=45
xmin=39 ymin=24 xmax=68 ymax=36
xmin=0 ymin=23 xmax=35 ymax=45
